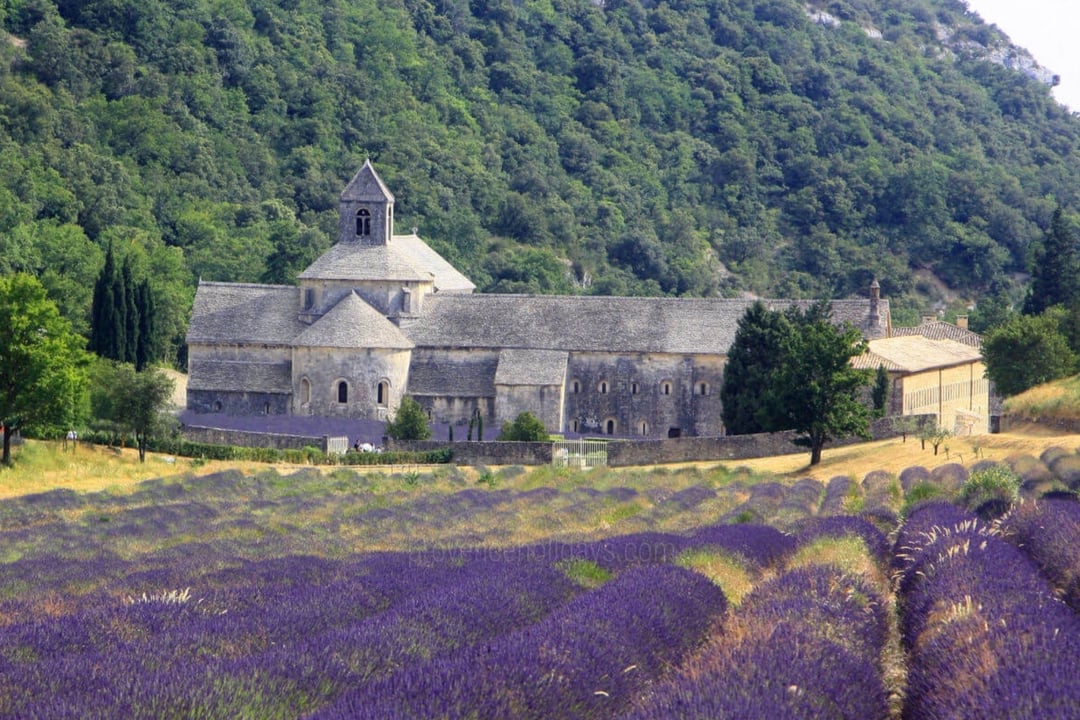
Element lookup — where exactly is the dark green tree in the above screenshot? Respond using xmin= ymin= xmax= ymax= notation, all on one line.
xmin=120 ymin=256 xmax=138 ymax=364
xmin=871 ymin=364 xmax=890 ymax=418
xmin=1024 ymin=207 xmax=1079 ymax=315
xmin=759 ymin=302 xmax=873 ymax=465
xmin=89 ymin=242 xmax=121 ymax=360
xmin=983 ymin=308 xmax=1078 ymax=397
xmin=385 ymin=396 xmax=432 ymax=441
xmin=497 ymin=411 xmax=549 ymax=441
xmin=721 ymin=302 xmax=793 ymax=435
xmin=90 ymin=361 xmax=175 ymax=462
xmin=0 ymin=274 xmax=92 ymax=465
xmin=134 ymin=279 xmax=156 ymax=371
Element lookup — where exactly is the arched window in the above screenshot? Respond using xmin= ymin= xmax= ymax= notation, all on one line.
xmin=356 ymin=209 xmax=371 ymax=237
xmin=599 ymin=381 xmax=608 ymax=394
xmin=605 ymin=418 xmax=616 ymax=435
xmin=337 ymin=381 xmax=348 ymax=403
xmin=571 ymin=380 xmax=581 ymax=394
xmin=303 ymin=288 xmax=315 ymax=310
xmin=377 ymin=380 xmax=389 ymax=406
xmin=631 ymin=382 xmax=640 ymax=395
xmin=697 ymin=382 xmax=709 ymax=396
xmin=300 ymin=378 xmax=311 ymax=404
xmin=264 ymin=402 xmax=271 ymax=414
xmin=639 ymin=420 xmax=648 ymax=436
xmin=214 ymin=400 xmax=222 ymax=412
xmin=661 ymin=381 xmax=673 ymax=396
xmin=571 ymin=419 xmax=579 ymax=433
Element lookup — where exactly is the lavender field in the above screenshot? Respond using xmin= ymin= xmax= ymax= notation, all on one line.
xmin=2 ymin=456 xmax=1080 ymax=719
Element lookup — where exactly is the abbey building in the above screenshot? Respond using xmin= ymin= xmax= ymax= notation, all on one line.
xmin=187 ymin=161 xmax=910 ymax=438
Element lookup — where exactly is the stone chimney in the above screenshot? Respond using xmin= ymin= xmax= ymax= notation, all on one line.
xmin=956 ymin=314 xmax=969 ymax=330
xmin=868 ymin=279 xmax=880 ymax=327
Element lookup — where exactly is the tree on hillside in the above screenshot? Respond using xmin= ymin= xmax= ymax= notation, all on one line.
xmin=760 ymin=302 xmax=873 ymax=465
xmin=90 ymin=361 xmax=176 ymax=462
xmin=983 ymin=308 xmax=1078 ymax=397
xmin=872 ymin=364 xmax=890 ymax=418
xmin=720 ymin=302 xmax=793 ymax=435
xmin=90 ymin=244 xmax=160 ymax=369
xmin=385 ymin=397 xmax=432 ymax=441
xmin=0 ymin=274 xmax=91 ymax=465
xmin=1024 ymin=207 xmax=1079 ymax=315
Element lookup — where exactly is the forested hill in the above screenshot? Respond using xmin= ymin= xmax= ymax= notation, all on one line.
xmin=2 ymin=0 xmax=1079 ymax=361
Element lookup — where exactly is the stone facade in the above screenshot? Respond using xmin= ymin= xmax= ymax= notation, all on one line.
xmin=187 ymin=161 xmax=907 ymax=439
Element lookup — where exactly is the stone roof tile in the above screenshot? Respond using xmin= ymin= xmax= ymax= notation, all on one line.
xmin=187 ymin=361 xmax=292 ymax=393
xmin=186 ymin=283 xmax=304 ymax=345
xmin=401 ymin=295 xmax=888 ymax=354
xmin=495 ymin=349 xmax=569 ymax=386
xmin=293 ymin=292 xmax=414 ymax=349
xmin=407 ymin=352 xmax=498 ymax=397
xmin=852 ymin=336 xmax=983 ymax=373
xmin=891 ymin=320 xmax=982 ymax=348
xmin=298 ymin=242 xmax=432 ymax=282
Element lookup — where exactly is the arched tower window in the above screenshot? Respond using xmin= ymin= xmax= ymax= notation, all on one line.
xmin=337 ymin=381 xmax=349 ymax=403
xmin=303 ymin=288 xmax=315 ymax=310
xmin=300 ymin=378 xmax=311 ymax=404
xmin=661 ymin=381 xmax=673 ymax=396
xmin=605 ymin=418 xmax=616 ymax=435
xmin=356 ymin=209 xmax=371 ymax=237
xmin=599 ymin=381 xmax=608 ymax=394
xmin=639 ymin=420 xmax=649 ymax=436
xmin=571 ymin=380 xmax=581 ymax=394
xmin=697 ymin=382 xmax=710 ymax=396
xmin=377 ymin=380 xmax=389 ymax=406
xmin=631 ymin=382 xmax=640 ymax=395
xmin=571 ymin=419 xmax=580 ymax=433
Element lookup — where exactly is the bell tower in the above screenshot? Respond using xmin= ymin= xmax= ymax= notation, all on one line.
xmin=338 ymin=159 xmax=394 ymax=246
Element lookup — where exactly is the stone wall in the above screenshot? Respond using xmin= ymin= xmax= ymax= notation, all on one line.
xmin=388 ymin=439 xmax=554 ymax=466
xmin=182 ymin=425 xmax=341 ymax=452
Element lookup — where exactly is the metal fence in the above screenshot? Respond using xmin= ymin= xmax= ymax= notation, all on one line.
xmin=552 ymin=439 xmax=608 ymax=468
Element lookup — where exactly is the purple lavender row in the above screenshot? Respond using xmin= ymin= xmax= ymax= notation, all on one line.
xmin=625 ymin=565 xmax=890 ymax=720
xmin=997 ymin=498 xmax=1080 ymax=611
xmin=896 ymin=503 xmax=1080 ymax=719
xmin=3 ymin=558 xmax=581 ymax=719
xmin=314 ymin=564 xmax=728 ymax=720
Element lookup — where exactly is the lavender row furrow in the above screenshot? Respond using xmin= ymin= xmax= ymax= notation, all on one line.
xmin=997 ymin=498 xmax=1080 ymax=611
xmin=316 ymin=564 xmax=728 ymax=720
xmin=624 ymin=565 xmax=890 ymax=720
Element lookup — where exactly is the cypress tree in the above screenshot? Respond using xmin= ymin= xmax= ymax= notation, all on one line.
xmin=90 ymin=244 xmax=119 ymax=359
xmin=121 ymin=257 xmax=138 ymax=365
xmin=135 ymin=280 xmax=156 ymax=371
xmin=1025 ymin=206 xmax=1079 ymax=315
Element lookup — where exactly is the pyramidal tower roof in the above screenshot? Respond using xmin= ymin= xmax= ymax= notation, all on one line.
xmin=341 ymin=159 xmax=395 ymax=204
xmin=293 ymin=291 xmax=414 ymax=349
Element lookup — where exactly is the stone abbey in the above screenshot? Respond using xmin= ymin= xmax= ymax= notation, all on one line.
xmin=187 ymin=161 xmax=986 ymax=438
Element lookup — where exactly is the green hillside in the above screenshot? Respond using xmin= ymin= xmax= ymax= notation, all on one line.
xmin=2 ymin=0 xmax=1078 ymax=363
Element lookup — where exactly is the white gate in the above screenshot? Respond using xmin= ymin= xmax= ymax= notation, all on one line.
xmin=552 ymin=439 xmax=608 ymax=468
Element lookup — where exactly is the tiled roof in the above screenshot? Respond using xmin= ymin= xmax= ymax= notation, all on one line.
xmin=341 ymin=159 xmax=394 ymax=203
xmin=891 ymin=320 xmax=982 ymax=348
xmin=495 ymin=349 xmax=569 ymax=386
xmin=298 ymin=242 xmax=433 ymax=282
xmin=401 ymin=295 xmax=888 ymax=354
xmin=852 ymin=336 xmax=983 ymax=373
xmin=392 ymin=234 xmax=475 ymax=292
xmin=407 ymin=351 xmax=498 ymax=397
xmin=293 ymin=292 xmax=414 ymax=349
xmin=186 ymin=283 xmax=305 ymax=345
xmin=187 ymin=361 xmax=292 ymax=393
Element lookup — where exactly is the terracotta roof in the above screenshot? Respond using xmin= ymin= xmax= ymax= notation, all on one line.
xmin=293 ymin=292 xmax=414 ymax=349
xmin=187 ymin=361 xmax=292 ymax=393
xmin=853 ymin=336 xmax=983 ymax=373
xmin=891 ymin=320 xmax=982 ymax=348
xmin=495 ymin=349 xmax=569 ymax=386
xmin=400 ymin=295 xmax=888 ymax=355
xmin=186 ymin=283 xmax=304 ymax=345
xmin=298 ymin=242 xmax=433 ymax=282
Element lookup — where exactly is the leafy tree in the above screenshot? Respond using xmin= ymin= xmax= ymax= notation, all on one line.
xmin=983 ymin=308 xmax=1078 ymax=397
xmin=1024 ymin=207 xmax=1079 ymax=315
xmin=385 ymin=396 xmax=431 ymax=441
xmin=0 ymin=274 xmax=92 ymax=465
xmin=90 ymin=361 xmax=175 ymax=462
xmin=721 ymin=302 xmax=793 ymax=435
xmin=759 ymin=302 xmax=873 ymax=465
xmin=497 ymin=411 xmax=548 ymax=441
xmin=871 ymin=364 xmax=889 ymax=418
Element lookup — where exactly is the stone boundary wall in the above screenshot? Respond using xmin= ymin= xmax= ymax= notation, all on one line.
xmin=389 ymin=415 xmax=935 ymax=467
xmin=388 ymin=439 xmax=554 ymax=466
xmin=181 ymin=425 xmax=341 ymax=453
xmin=999 ymin=414 xmax=1080 ymax=434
